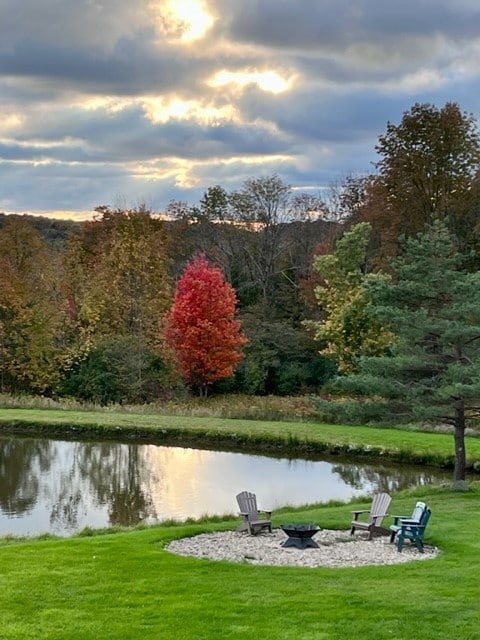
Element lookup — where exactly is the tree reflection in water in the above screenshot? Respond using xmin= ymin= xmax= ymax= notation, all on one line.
xmin=0 ymin=437 xmax=52 ymax=515
xmin=106 ymin=446 xmax=157 ymax=527
xmin=332 ymin=462 xmax=444 ymax=494
xmin=50 ymin=442 xmax=157 ymax=530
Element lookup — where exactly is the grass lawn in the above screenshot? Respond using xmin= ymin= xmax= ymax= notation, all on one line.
xmin=0 ymin=485 xmax=479 ymax=639
xmin=1 ymin=404 xmax=479 ymax=637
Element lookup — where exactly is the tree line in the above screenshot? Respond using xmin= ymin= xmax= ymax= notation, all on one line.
xmin=1 ymin=101 xmax=480 ymax=413
xmin=0 ymin=187 xmax=338 ymax=402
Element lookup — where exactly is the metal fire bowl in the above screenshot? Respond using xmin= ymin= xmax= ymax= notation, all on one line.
xmin=280 ymin=524 xmax=321 ymax=549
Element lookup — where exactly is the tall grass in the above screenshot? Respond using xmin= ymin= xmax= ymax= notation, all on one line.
xmin=3 ymin=392 xmax=479 ymax=435
xmin=0 ymin=393 xmax=320 ymax=422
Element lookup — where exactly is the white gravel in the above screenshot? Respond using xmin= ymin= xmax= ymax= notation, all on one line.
xmin=166 ymin=528 xmax=440 ymax=568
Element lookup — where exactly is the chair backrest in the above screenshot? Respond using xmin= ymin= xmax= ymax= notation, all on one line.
xmin=369 ymin=492 xmax=391 ymax=525
xmin=419 ymin=507 xmax=431 ymax=531
xmin=236 ymin=491 xmax=259 ymax=520
xmin=410 ymin=501 xmax=427 ymax=523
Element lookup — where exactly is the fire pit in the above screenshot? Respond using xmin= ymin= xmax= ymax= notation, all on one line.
xmin=280 ymin=524 xmax=321 ymax=549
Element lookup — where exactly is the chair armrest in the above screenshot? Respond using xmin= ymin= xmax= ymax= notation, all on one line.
xmin=351 ymin=509 xmax=370 ymax=521
xmin=390 ymin=514 xmax=409 ymax=525
xmin=400 ymin=522 xmax=425 ymax=530
xmin=399 ymin=519 xmax=421 ymax=525
xmin=239 ymin=510 xmax=271 ymax=520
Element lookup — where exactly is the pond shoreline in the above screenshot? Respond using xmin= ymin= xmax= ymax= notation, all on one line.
xmin=0 ymin=417 xmax=466 ymax=472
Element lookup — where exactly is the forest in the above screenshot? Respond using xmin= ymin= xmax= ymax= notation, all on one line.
xmin=1 ymin=101 xmax=480 ymax=406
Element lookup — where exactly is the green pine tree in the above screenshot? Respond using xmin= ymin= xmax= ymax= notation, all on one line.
xmin=312 ymin=218 xmax=480 ymax=489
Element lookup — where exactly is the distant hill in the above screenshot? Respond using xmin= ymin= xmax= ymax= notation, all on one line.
xmin=0 ymin=213 xmax=82 ymax=250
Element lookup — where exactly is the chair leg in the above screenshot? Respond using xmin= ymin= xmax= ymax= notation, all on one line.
xmin=236 ymin=520 xmax=249 ymax=533
xmin=413 ymin=534 xmax=424 ymax=553
xmin=396 ymin=535 xmax=404 ymax=552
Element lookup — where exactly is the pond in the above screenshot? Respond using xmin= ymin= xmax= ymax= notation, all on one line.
xmin=0 ymin=435 xmax=454 ymax=537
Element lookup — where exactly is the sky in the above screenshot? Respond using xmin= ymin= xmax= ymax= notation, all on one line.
xmin=1 ymin=0 xmax=480 ymax=221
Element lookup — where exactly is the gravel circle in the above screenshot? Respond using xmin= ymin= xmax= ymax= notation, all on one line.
xmin=166 ymin=528 xmax=440 ymax=568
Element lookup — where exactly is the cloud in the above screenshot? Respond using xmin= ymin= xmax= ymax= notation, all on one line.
xmin=222 ymin=0 xmax=480 ymax=54
xmin=0 ymin=0 xmax=480 ymax=215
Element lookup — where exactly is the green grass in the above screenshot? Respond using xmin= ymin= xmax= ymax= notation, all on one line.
xmin=0 ymin=486 xmax=479 ymax=639
xmin=1 ymin=401 xmax=479 ymax=637
xmin=1 ymin=405 xmax=480 ymax=470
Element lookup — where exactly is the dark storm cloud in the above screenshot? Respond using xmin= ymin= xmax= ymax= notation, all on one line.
xmin=0 ymin=160 xmax=130 ymax=211
xmin=222 ymin=0 xmax=480 ymax=50
xmin=7 ymin=101 xmax=291 ymax=163
xmin=0 ymin=38 xmax=214 ymax=95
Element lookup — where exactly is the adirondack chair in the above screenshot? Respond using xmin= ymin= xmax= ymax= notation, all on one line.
xmin=390 ymin=504 xmax=431 ymax=553
xmin=236 ymin=491 xmax=272 ymax=535
xmin=350 ymin=492 xmax=391 ymax=540
xmin=389 ymin=501 xmax=427 ymax=543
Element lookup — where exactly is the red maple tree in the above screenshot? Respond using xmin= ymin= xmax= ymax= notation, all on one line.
xmin=163 ymin=254 xmax=247 ymax=396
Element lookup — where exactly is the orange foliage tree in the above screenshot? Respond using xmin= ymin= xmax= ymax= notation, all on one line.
xmin=163 ymin=254 xmax=247 ymax=396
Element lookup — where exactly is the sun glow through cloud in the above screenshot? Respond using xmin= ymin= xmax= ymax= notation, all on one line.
xmin=129 ymin=152 xmax=294 ymax=187
xmin=76 ymin=95 xmax=236 ymax=125
xmin=0 ymin=114 xmax=22 ymax=132
xmin=160 ymin=0 xmax=215 ymax=42
xmin=209 ymin=70 xmax=291 ymax=94
xmin=142 ymin=97 xmax=236 ymax=124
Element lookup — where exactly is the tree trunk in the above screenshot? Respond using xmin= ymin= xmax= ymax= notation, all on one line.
xmin=452 ymin=400 xmax=468 ymax=490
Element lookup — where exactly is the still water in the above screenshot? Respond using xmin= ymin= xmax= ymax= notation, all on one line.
xmin=0 ymin=436 xmax=453 ymax=537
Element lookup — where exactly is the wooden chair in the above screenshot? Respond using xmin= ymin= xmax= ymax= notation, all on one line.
xmin=390 ymin=503 xmax=431 ymax=553
xmin=350 ymin=492 xmax=391 ymax=540
xmin=236 ymin=491 xmax=272 ymax=535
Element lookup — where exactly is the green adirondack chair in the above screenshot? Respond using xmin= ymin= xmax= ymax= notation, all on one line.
xmin=390 ymin=503 xmax=431 ymax=553
xmin=389 ymin=501 xmax=426 ymax=543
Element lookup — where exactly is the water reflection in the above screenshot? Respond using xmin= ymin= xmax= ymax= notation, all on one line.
xmin=0 ymin=438 xmax=52 ymax=516
xmin=331 ymin=463 xmax=445 ymax=494
xmin=0 ymin=436 xmax=453 ymax=537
